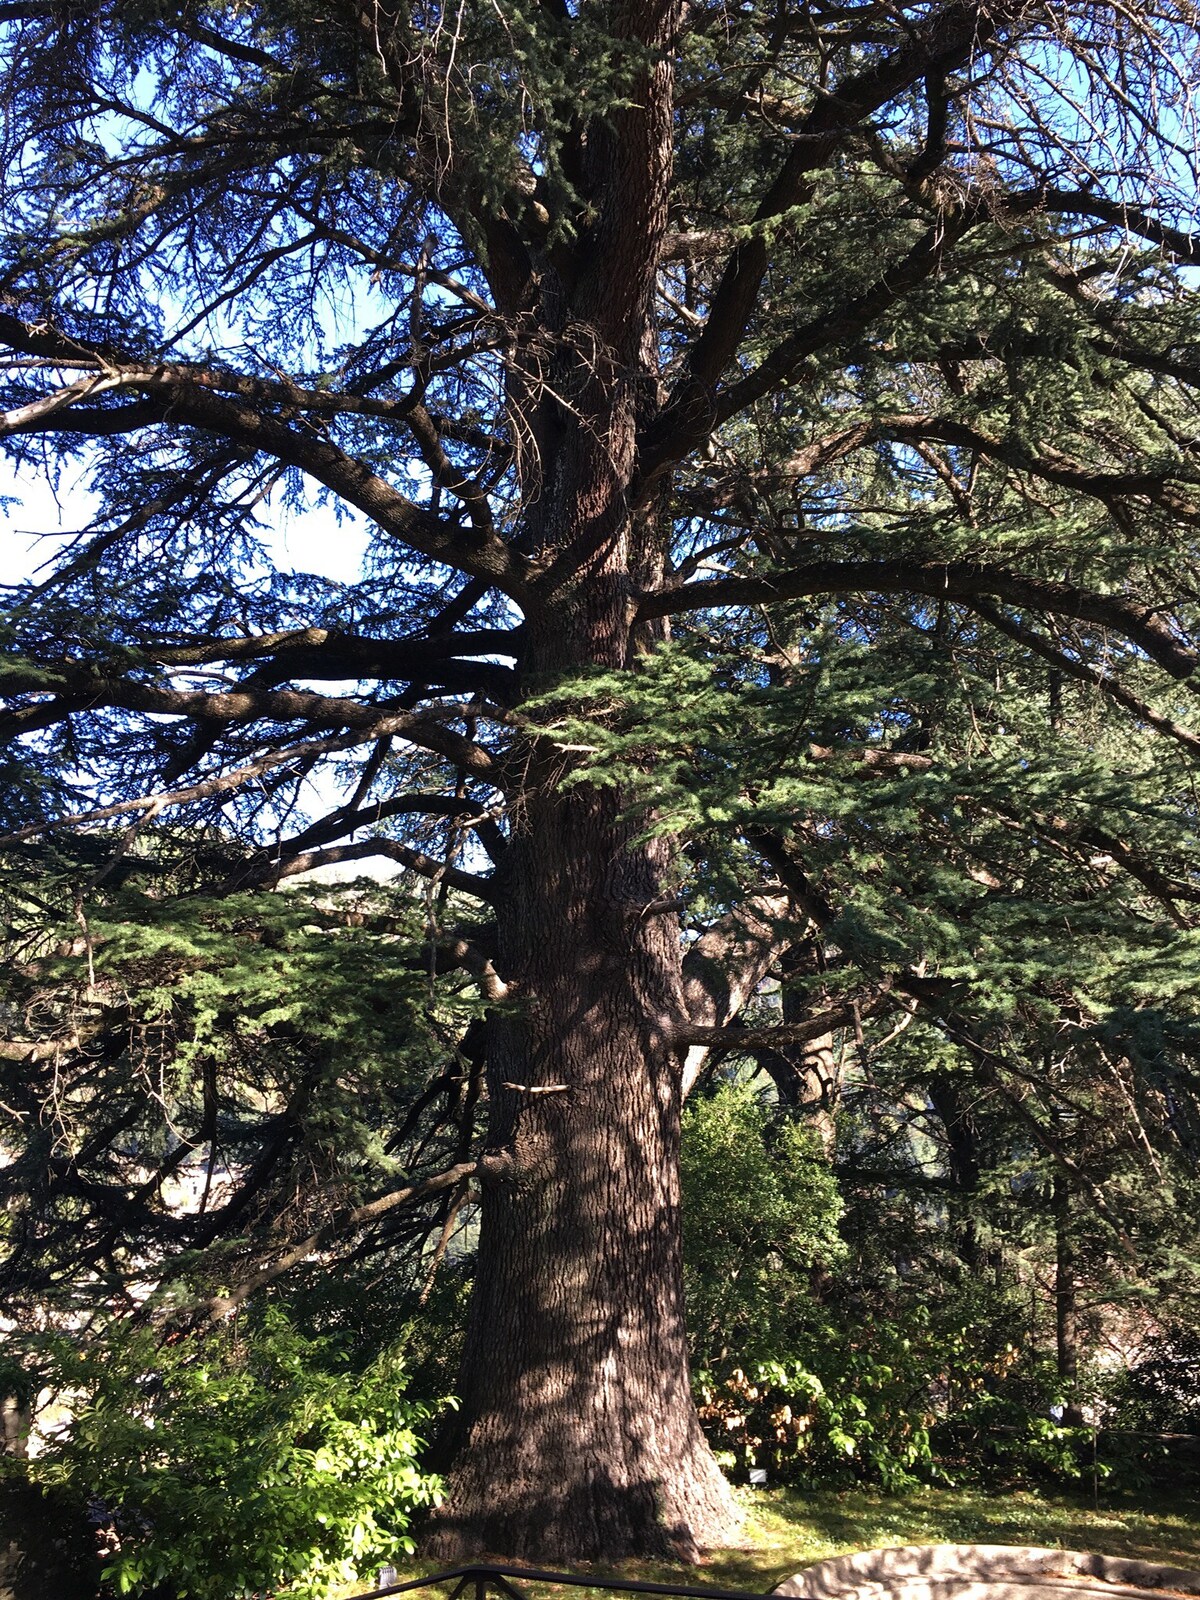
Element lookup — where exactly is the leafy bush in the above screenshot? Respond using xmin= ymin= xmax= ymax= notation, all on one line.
xmin=681 ymin=1081 xmax=1073 ymax=1491
xmin=682 ymin=1084 xmax=938 ymax=1489
xmin=30 ymin=1311 xmax=445 ymax=1600
xmin=695 ymin=1342 xmax=936 ymax=1492
xmin=680 ymin=1080 xmax=844 ymax=1370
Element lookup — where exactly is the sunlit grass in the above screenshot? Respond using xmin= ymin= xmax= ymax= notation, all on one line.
xmin=355 ymin=1485 xmax=1200 ymax=1600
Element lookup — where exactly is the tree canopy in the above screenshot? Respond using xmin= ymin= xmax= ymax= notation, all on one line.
xmin=2 ymin=0 xmax=1200 ymax=1569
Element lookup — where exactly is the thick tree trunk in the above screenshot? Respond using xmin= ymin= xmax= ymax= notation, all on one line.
xmin=427 ymin=773 xmax=741 ymax=1560
xmin=423 ymin=7 xmax=739 ymax=1548
xmin=424 ymin=363 xmax=741 ymax=1558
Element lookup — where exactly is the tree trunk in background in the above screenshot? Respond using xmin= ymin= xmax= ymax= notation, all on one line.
xmin=755 ymin=947 xmax=841 ymax=1154
xmin=0 ymin=1397 xmax=28 ymax=1459
xmin=928 ymin=1074 xmax=984 ymax=1274
xmin=1054 ymin=1174 xmax=1084 ymax=1426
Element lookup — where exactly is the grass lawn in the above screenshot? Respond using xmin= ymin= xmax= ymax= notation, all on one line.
xmin=698 ymin=1485 xmax=1200 ymax=1589
xmin=371 ymin=1486 xmax=1200 ymax=1600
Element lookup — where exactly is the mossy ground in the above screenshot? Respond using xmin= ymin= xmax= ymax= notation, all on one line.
xmin=366 ymin=1486 xmax=1200 ymax=1600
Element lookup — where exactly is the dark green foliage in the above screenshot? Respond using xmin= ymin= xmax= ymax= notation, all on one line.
xmin=0 ymin=853 xmax=483 ymax=1329
xmin=1106 ymin=1326 xmax=1200 ymax=1435
xmin=679 ymin=1064 xmax=1199 ymax=1495
xmin=681 ymin=1084 xmax=1023 ymax=1490
xmin=0 ymin=1478 xmax=101 ymax=1600
xmin=681 ymin=1083 xmax=844 ymax=1370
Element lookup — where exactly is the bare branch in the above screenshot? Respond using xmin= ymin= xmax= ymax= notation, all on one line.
xmin=201 ymin=1157 xmax=490 ymax=1323
xmin=679 ymin=890 xmax=794 ymax=1098
xmin=241 ymin=837 xmax=499 ymax=905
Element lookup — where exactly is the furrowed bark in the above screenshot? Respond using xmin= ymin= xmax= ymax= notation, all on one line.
xmin=427 ymin=752 xmax=740 ymax=1560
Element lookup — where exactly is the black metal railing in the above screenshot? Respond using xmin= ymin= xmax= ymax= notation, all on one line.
xmin=353 ymin=1562 xmax=775 ymax=1600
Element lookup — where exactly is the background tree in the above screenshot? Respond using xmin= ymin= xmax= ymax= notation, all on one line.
xmin=2 ymin=0 xmax=1200 ymax=1564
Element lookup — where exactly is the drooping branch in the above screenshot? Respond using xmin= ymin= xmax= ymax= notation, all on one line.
xmin=0 ymin=725 xmax=423 ymax=844
xmin=219 ymin=792 xmax=504 ymax=885
xmin=231 ymin=837 xmax=500 ymax=906
xmin=639 ymin=560 xmax=1198 ymax=682
xmin=968 ymin=599 xmax=1200 ymax=757
xmin=200 ymin=1155 xmax=497 ymax=1323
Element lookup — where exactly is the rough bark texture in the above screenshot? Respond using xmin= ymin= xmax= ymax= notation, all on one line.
xmin=425 ymin=9 xmax=743 ymax=1531
xmin=427 ymin=762 xmax=741 ymax=1560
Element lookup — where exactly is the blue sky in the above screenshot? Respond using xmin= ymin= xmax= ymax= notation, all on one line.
xmin=0 ymin=459 xmax=372 ymax=589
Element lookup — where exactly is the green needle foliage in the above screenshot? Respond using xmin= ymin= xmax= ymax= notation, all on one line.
xmin=2 ymin=0 xmax=1200 ymax=1567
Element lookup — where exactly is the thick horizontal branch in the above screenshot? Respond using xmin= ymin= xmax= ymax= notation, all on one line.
xmin=670 ymin=992 xmax=895 ymax=1051
xmin=3 ymin=629 xmax=522 ymax=728
xmin=807 ymin=742 xmax=934 ymax=773
xmin=129 ymin=624 xmax=521 ymax=673
xmin=0 ymin=313 xmax=530 ymax=596
xmin=638 ymin=560 xmax=1198 ymax=682
xmin=0 ymin=675 xmax=497 ymax=773
xmin=229 ymin=835 xmax=500 ymax=904
xmin=1040 ymin=191 xmax=1200 ymax=264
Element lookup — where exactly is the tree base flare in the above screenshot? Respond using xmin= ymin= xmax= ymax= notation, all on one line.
xmin=423 ymin=1427 xmax=742 ymax=1564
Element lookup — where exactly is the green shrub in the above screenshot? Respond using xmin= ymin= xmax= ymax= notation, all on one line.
xmin=30 ymin=1311 xmax=445 ymax=1600
xmin=680 ymin=1081 xmax=844 ymax=1370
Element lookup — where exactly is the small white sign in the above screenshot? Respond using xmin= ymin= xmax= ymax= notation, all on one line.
xmin=749 ymin=1467 xmax=768 ymax=1486
xmin=378 ymin=1568 xmax=399 ymax=1590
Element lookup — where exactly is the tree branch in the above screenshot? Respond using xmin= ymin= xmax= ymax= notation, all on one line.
xmin=0 ymin=676 xmax=498 ymax=773
xmin=0 ymin=313 xmax=531 ymax=596
xmin=671 ymin=990 xmax=895 ymax=1050
xmin=671 ymin=0 xmax=1019 ymax=398
xmin=679 ymin=889 xmax=794 ymax=1097
xmin=200 ymin=1157 xmax=489 ymax=1323
xmin=968 ymin=599 xmax=1200 ymax=757
xmin=639 ymin=560 xmax=1198 ymax=682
